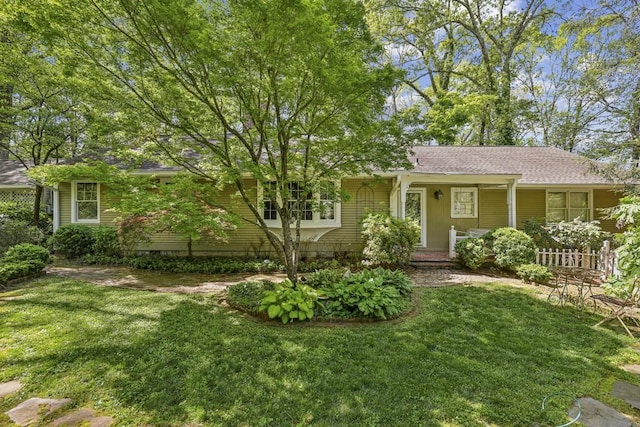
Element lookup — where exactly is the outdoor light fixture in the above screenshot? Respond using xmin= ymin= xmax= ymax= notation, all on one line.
xmin=434 ymin=189 xmax=444 ymax=200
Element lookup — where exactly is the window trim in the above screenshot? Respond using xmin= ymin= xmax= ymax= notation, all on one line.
xmin=545 ymin=189 xmax=593 ymax=224
xmin=71 ymin=181 xmax=100 ymax=224
xmin=450 ymin=187 xmax=478 ymax=219
xmin=259 ymin=180 xmax=341 ymax=229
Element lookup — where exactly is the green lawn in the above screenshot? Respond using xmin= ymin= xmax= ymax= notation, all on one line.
xmin=1 ymin=277 xmax=640 ymax=426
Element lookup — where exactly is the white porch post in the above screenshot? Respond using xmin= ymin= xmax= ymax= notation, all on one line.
xmin=507 ymin=179 xmax=517 ymax=227
xmin=400 ymin=181 xmax=409 ymax=219
xmin=390 ymin=175 xmax=401 ymax=217
xmin=52 ymin=185 xmax=60 ymax=232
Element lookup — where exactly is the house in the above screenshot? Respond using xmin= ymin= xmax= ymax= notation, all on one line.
xmin=49 ymin=146 xmax=624 ymax=257
xmin=0 ymin=161 xmax=38 ymax=206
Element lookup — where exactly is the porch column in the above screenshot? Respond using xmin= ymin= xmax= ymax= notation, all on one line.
xmin=400 ymin=181 xmax=409 ymax=219
xmin=507 ymin=179 xmax=517 ymax=227
xmin=52 ymin=185 xmax=60 ymax=232
xmin=390 ymin=175 xmax=401 ymax=217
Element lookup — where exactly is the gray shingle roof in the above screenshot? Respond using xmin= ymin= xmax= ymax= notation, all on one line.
xmin=0 ymin=161 xmax=32 ymax=187
xmin=408 ymin=146 xmax=611 ymax=185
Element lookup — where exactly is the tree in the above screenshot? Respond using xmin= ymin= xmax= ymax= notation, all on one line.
xmin=53 ymin=0 xmax=409 ymax=281
xmin=365 ymin=0 xmax=552 ymax=145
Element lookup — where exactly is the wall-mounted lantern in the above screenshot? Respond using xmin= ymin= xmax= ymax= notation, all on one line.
xmin=434 ymin=189 xmax=444 ymax=200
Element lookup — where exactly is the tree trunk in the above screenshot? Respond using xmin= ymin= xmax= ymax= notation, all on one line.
xmin=0 ymin=83 xmax=12 ymax=160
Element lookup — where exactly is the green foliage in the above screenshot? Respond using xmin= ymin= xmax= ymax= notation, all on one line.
xmin=516 ymin=264 xmax=552 ymax=285
xmin=0 ymin=242 xmax=48 ymax=285
xmin=548 ymin=219 xmax=609 ymax=251
xmin=226 ymin=281 xmax=275 ymax=314
xmin=91 ymin=226 xmax=122 ymax=258
xmin=0 ymin=220 xmax=45 ymax=256
xmin=361 ymin=212 xmax=420 ymax=267
xmin=492 ymin=227 xmax=536 ymax=271
xmin=2 ymin=243 xmax=51 ymax=265
xmin=259 ymin=280 xmax=321 ymax=323
xmin=124 ymin=256 xmax=283 ymax=274
xmin=522 ymin=217 xmax=558 ymax=249
xmin=0 ymin=202 xmax=34 ymax=223
xmin=49 ymin=224 xmax=95 ymax=258
xmin=455 ymin=237 xmax=487 ymax=270
xmin=319 ymin=268 xmax=412 ymax=319
xmin=303 ymin=268 xmax=348 ymax=289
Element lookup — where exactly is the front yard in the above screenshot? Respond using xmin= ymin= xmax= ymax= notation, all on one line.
xmin=1 ymin=277 xmax=640 ymax=426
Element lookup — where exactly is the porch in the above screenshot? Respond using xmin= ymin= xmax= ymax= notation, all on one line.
xmin=389 ymin=173 xmax=520 ymax=253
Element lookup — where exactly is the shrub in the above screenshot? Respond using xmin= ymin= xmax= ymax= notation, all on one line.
xmin=49 ymin=224 xmax=95 ymax=258
xmin=92 ymin=226 xmax=122 ymax=258
xmin=516 ymin=264 xmax=552 ymax=285
xmin=361 ymin=212 xmax=420 ymax=267
xmin=227 ymin=280 xmax=275 ymax=313
xmin=548 ymin=219 xmax=609 ymax=251
xmin=0 ymin=220 xmax=45 ymax=256
xmin=492 ymin=227 xmax=536 ymax=271
xmin=455 ymin=237 xmax=487 ymax=270
xmin=0 ymin=202 xmax=34 ymax=223
xmin=303 ymin=268 xmax=348 ymax=288
xmin=3 ymin=243 xmax=51 ymax=265
xmin=522 ymin=217 xmax=558 ymax=249
xmin=321 ymin=276 xmax=402 ymax=319
xmin=259 ymin=280 xmax=321 ymax=323
xmin=350 ymin=268 xmax=413 ymax=296
xmin=0 ymin=260 xmax=46 ymax=285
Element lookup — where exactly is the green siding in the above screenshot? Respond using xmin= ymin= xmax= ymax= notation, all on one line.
xmin=479 ymin=189 xmax=508 ymax=229
xmin=594 ymin=189 xmax=622 ymax=234
xmin=516 ymin=189 xmax=546 ymax=227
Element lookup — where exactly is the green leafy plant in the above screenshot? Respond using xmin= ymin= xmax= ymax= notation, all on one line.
xmin=321 ymin=276 xmax=402 ymax=319
xmin=259 ymin=280 xmax=321 ymax=323
xmin=0 ymin=259 xmax=46 ymax=285
xmin=455 ymin=237 xmax=487 ymax=270
xmin=0 ymin=220 xmax=45 ymax=256
xmin=49 ymin=224 xmax=95 ymax=258
xmin=548 ymin=219 xmax=609 ymax=251
xmin=522 ymin=217 xmax=558 ymax=249
xmin=303 ymin=268 xmax=348 ymax=288
xmin=227 ymin=280 xmax=275 ymax=313
xmin=361 ymin=212 xmax=420 ymax=267
xmin=492 ymin=227 xmax=536 ymax=271
xmin=3 ymin=243 xmax=51 ymax=265
xmin=92 ymin=226 xmax=122 ymax=258
xmin=516 ymin=264 xmax=552 ymax=285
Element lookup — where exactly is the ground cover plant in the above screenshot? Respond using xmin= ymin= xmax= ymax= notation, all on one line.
xmin=1 ymin=277 xmax=639 ymax=426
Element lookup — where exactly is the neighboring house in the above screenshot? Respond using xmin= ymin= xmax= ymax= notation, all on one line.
xmin=50 ymin=146 xmax=624 ymax=257
xmin=0 ymin=161 xmax=38 ymax=206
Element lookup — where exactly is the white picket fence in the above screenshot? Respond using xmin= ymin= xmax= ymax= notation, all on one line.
xmin=536 ymin=240 xmax=617 ymax=277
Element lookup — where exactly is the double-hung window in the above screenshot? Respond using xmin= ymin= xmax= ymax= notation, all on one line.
xmin=261 ymin=181 xmax=340 ymax=227
xmin=451 ymin=187 xmax=478 ymax=218
xmin=72 ymin=182 xmax=100 ymax=223
xmin=546 ymin=190 xmax=590 ymax=223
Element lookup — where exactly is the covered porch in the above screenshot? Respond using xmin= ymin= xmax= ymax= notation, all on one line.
xmin=389 ymin=173 xmax=521 ymax=253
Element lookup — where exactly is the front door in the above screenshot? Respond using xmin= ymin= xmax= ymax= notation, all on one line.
xmin=405 ymin=189 xmax=426 ymax=247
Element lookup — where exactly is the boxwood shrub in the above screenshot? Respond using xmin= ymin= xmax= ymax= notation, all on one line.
xmin=455 ymin=237 xmax=487 ymax=270
xmin=492 ymin=227 xmax=536 ymax=271
xmin=49 ymin=224 xmax=95 ymax=258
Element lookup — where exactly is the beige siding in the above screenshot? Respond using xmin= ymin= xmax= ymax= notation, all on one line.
xmin=516 ymin=189 xmax=546 ymax=227
xmin=478 ymin=189 xmax=508 ymax=229
xmin=594 ymin=189 xmax=623 ymax=234
xmin=119 ymin=177 xmax=391 ymax=257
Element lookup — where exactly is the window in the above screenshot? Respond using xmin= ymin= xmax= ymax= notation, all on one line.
xmin=73 ymin=182 xmax=99 ymax=223
xmin=261 ymin=181 xmax=340 ymax=227
xmin=451 ymin=187 xmax=478 ymax=218
xmin=547 ymin=190 xmax=590 ymax=222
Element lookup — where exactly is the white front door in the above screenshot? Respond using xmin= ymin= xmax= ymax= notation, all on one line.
xmin=405 ymin=189 xmax=427 ymax=247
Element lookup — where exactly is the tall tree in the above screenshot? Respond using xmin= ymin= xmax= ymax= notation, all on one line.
xmin=366 ymin=0 xmax=552 ymax=145
xmin=56 ymin=0 xmax=409 ymax=281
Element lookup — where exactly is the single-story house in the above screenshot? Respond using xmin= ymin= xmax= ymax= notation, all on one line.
xmin=49 ymin=146 xmax=624 ymax=258
xmin=0 ymin=161 xmax=40 ymax=207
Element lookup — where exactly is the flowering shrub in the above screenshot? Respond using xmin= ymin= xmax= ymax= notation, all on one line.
xmin=361 ymin=212 xmax=420 ymax=267
xmin=455 ymin=237 xmax=487 ymax=270
xmin=492 ymin=227 xmax=536 ymax=271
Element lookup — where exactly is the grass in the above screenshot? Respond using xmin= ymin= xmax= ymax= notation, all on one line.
xmin=1 ymin=277 xmax=640 ymax=426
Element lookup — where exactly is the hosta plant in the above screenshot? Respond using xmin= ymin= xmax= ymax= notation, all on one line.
xmin=259 ymin=280 xmax=322 ymax=323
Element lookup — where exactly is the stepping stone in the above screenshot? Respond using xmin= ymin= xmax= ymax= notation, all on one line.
xmin=6 ymin=397 xmax=72 ymax=426
xmin=622 ymin=364 xmax=640 ymax=375
xmin=0 ymin=380 xmax=22 ymax=398
xmin=568 ymin=397 xmax=634 ymax=427
xmin=49 ymin=408 xmax=113 ymax=426
xmin=613 ymin=380 xmax=640 ymax=409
